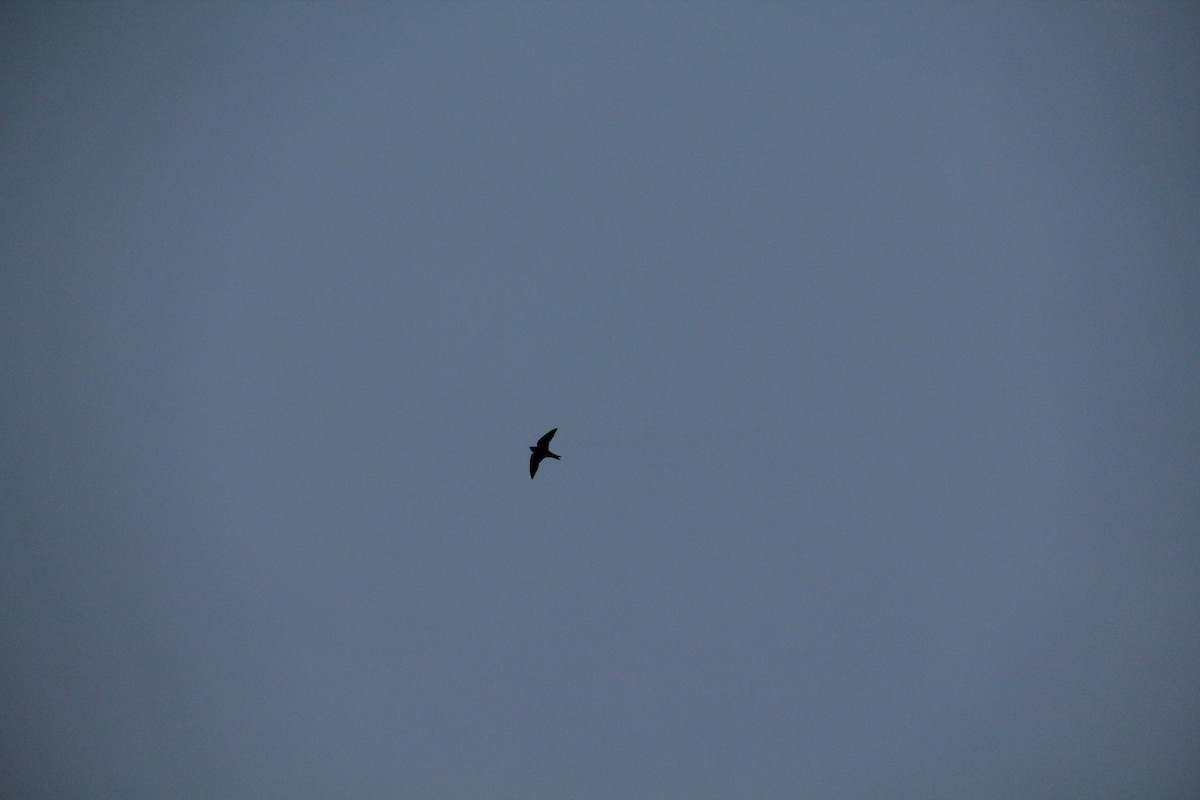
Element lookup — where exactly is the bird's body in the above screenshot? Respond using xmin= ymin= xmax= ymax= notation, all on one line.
xmin=529 ymin=428 xmax=560 ymax=478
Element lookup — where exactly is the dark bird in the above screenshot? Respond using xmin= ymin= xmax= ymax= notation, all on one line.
xmin=529 ymin=428 xmax=560 ymax=479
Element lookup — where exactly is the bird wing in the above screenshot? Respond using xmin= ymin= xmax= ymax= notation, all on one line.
xmin=536 ymin=428 xmax=558 ymax=449
xmin=530 ymin=451 xmax=544 ymax=479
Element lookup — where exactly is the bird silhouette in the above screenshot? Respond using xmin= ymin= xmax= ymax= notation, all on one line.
xmin=529 ymin=428 xmax=560 ymax=479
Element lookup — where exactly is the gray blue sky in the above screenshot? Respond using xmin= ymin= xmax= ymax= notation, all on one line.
xmin=2 ymin=3 xmax=1198 ymax=798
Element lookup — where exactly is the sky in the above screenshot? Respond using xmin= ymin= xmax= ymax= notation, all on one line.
xmin=1 ymin=2 xmax=1198 ymax=798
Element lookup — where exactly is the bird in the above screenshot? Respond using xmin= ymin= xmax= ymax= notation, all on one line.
xmin=529 ymin=428 xmax=560 ymax=479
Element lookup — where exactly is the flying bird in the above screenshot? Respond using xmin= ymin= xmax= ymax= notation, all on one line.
xmin=529 ymin=428 xmax=560 ymax=479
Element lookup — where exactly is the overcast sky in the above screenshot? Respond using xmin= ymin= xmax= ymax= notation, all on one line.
xmin=2 ymin=3 xmax=1198 ymax=798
